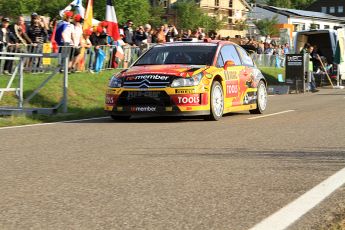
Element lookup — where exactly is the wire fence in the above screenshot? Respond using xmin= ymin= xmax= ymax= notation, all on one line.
xmin=0 ymin=43 xmax=283 ymax=75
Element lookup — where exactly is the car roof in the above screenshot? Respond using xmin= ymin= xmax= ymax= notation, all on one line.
xmin=153 ymin=40 xmax=238 ymax=48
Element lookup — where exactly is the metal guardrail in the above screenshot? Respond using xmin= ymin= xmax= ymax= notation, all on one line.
xmin=0 ymin=52 xmax=69 ymax=115
xmin=0 ymin=43 xmax=285 ymax=75
xmin=0 ymin=43 xmax=155 ymax=75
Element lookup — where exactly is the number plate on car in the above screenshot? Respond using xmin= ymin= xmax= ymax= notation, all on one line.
xmin=127 ymin=91 xmax=160 ymax=99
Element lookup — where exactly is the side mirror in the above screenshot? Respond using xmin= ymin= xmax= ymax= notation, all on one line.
xmin=224 ymin=60 xmax=236 ymax=70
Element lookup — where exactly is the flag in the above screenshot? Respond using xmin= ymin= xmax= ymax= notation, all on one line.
xmin=59 ymin=0 xmax=85 ymax=18
xmin=105 ymin=0 xmax=120 ymax=41
xmin=83 ymin=0 xmax=93 ymax=31
xmin=115 ymin=44 xmax=124 ymax=59
xmin=95 ymin=49 xmax=106 ymax=72
xmin=334 ymin=29 xmax=344 ymax=64
xmin=50 ymin=23 xmax=58 ymax=53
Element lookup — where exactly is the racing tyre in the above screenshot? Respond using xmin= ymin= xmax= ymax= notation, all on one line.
xmin=206 ymin=81 xmax=224 ymax=121
xmin=250 ymin=80 xmax=267 ymax=114
xmin=110 ymin=115 xmax=131 ymax=121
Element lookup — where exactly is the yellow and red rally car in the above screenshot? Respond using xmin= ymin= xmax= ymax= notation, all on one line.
xmin=105 ymin=40 xmax=267 ymax=121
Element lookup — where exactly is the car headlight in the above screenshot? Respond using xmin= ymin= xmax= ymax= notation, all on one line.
xmin=171 ymin=73 xmax=203 ymax=88
xmin=108 ymin=74 xmax=122 ymax=88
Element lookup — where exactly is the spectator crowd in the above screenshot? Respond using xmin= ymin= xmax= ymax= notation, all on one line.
xmin=0 ymin=10 xmax=326 ymax=78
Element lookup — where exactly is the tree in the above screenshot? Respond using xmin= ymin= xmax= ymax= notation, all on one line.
xmin=147 ymin=6 xmax=166 ymax=28
xmin=266 ymin=0 xmax=291 ymax=8
xmin=253 ymin=15 xmax=279 ymax=38
xmin=233 ymin=20 xmax=248 ymax=31
xmin=265 ymin=0 xmax=316 ymax=9
xmin=103 ymin=0 xmax=151 ymax=27
xmin=173 ymin=0 xmax=222 ymax=32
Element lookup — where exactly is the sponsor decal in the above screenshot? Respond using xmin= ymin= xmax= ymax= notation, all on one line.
xmin=224 ymin=71 xmax=238 ymax=80
xmin=178 ymin=96 xmax=200 ymax=104
xmin=130 ymin=106 xmax=157 ymax=112
xmin=171 ymin=94 xmax=207 ymax=106
xmin=126 ymin=75 xmax=169 ymax=81
xmin=175 ymin=89 xmax=196 ymax=94
xmin=243 ymin=93 xmax=257 ymax=105
xmin=226 ymin=81 xmax=238 ymax=97
xmin=105 ymin=94 xmax=117 ymax=105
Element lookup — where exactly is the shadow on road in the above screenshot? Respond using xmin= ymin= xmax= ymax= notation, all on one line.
xmin=67 ymin=112 xmax=250 ymax=124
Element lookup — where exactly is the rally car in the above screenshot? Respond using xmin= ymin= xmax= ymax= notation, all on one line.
xmin=105 ymin=40 xmax=267 ymax=121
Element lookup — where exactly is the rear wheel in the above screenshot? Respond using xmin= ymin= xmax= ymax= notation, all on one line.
xmin=110 ymin=115 xmax=131 ymax=121
xmin=250 ymin=80 xmax=267 ymax=114
xmin=206 ymin=81 xmax=224 ymax=121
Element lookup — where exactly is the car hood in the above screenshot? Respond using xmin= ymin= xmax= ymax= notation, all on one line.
xmin=121 ymin=65 xmax=208 ymax=78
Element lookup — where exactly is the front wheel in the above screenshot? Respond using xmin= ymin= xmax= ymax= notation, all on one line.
xmin=250 ymin=80 xmax=267 ymax=114
xmin=206 ymin=81 xmax=224 ymax=121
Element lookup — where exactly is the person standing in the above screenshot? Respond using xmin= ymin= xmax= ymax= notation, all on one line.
xmin=10 ymin=16 xmax=32 ymax=47
xmin=123 ymin=20 xmax=134 ymax=68
xmin=70 ymin=14 xmax=83 ymax=72
xmin=300 ymin=43 xmax=318 ymax=92
xmin=28 ymin=13 xmax=48 ymax=71
xmin=0 ymin=17 xmax=16 ymax=74
xmin=89 ymin=26 xmax=107 ymax=72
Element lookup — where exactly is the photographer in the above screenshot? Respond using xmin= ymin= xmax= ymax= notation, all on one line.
xmin=165 ymin=24 xmax=178 ymax=42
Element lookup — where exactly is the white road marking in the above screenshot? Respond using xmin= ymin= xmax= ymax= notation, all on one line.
xmin=0 ymin=116 xmax=109 ymax=131
xmin=248 ymin=110 xmax=295 ymax=120
xmin=249 ymin=166 xmax=345 ymax=230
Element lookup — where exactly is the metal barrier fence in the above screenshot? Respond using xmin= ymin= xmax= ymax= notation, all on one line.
xmin=0 ymin=43 xmax=284 ymax=75
xmin=0 ymin=52 xmax=69 ymax=115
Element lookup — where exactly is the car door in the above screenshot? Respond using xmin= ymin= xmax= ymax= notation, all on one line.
xmin=235 ymin=46 xmax=256 ymax=105
xmin=217 ymin=45 xmax=243 ymax=106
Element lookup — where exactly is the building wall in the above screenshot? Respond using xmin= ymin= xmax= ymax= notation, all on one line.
xmin=199 ymin=0 xmax=249 ymax=37
xmin=152 ymin=0 xmax=250 ymax=38
xmin=307 ymin=0 xmax=345 ymax=17
xmin=253 ymin=6 xmax=344 ymax=32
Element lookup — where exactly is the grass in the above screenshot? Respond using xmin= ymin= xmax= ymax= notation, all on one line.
xmin=0 ymin=67 xmax=283 ymax=127
xmin=259 ymin=67 xmax=285 ymax=85
xmin=0 ymin=70 xmax=117 ymax=127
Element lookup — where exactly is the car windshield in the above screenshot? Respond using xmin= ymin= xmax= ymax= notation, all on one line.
xmin=134 ymin=44 xmax=217 ymax=66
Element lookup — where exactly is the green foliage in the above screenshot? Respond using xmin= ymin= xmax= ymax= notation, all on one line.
xmin=233 ymin=20 xmax=248 ymax=31
xmin=173 ymin=0 xmax=222 ymax=32
xmin=0 ymin=0 xmax=155 ymax=27
xmin=265 ymin=0 xmax=316 ymax=9
xmin=147 ymin=6 xmax=166 ymax=28
xmin=259 ymin=67 xmax=285 ymax=85
xmin=253 ymin=15 xmax=279 ymax=37
xmin=103 ymin=0 xmax=151 ymax=26
xmin=0 ymin=70 xmax=117 ymax=127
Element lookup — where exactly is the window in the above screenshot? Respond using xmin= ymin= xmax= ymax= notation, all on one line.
xmin=310 ymin=24 xmax=320 ymax=29
xmin=330 ymin=6 xmax=335 ymax=13
xmin=293 ymin=24 xmax=305 ymax=32
xmin=324 ymin=25 xmax=330 ymax=29
xmin=134 ymin=45 xmax=217 ymax=66
xmin=159 ymin=0 xmax=168 ymax=8
xmin=219 ymin=45 xmax=242 ymax=66
xmin=321 ymin=7 xmax=327 ymax=13
xmin=236 ymin=46 xmax=254 ymax=66
xmin=215 ymin=0 xmax=219 ymax=6
xmin=217 ymin=55 xmax=224 ymax=67
xmin=229 ymin=0 xmax=233 ymax=8
xmin=338 ymin=6 xmax=344 ymax=13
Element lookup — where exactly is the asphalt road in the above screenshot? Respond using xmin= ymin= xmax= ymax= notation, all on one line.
xmin=0 ymin=88 xmax=345 ymax=230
